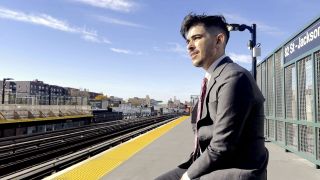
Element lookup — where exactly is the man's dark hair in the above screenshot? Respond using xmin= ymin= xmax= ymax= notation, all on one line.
xmin=180 ymin=13 xmax=229 ymax=44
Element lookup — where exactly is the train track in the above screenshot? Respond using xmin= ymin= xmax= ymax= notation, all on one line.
xmin=0 ymin=114 xmax=180 ymax=179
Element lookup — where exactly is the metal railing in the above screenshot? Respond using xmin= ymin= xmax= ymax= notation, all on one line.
xmin=257 ymin=48 xmax=320 ymax=168
xmin=0 ymin=104 xmax=92 ymax=120
xmin=1 ymin=93 xmax=88 ymax=106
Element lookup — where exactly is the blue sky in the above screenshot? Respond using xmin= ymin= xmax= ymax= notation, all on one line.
xmin=0 ymin=0 xmax=319 ymax=102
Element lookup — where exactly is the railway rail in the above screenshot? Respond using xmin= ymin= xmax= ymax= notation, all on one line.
xmin=0 ymin=114 xmax=180 ymax=179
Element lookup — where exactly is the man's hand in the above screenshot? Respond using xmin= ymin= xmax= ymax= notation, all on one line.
xmin=181 ymin=172 xmax=191 ymax=180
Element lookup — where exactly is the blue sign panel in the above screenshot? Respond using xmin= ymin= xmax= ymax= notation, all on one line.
xmin=284 ymin=18 xmax=320 ymax=64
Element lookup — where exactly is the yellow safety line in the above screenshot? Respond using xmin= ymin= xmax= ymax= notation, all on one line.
xmin=51 ymin=116 xmax=189 ymax=180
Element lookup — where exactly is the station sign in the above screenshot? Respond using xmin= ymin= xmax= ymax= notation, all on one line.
xmin=284 ymin=18 xmax=320 ymax=64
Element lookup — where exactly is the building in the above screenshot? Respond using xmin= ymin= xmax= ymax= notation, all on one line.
xmin=256 ymin=16 xmax=320 ymax=167
xmin=167 ymin=99 xmax=174 ymax=108
xmin=0 ymin=80 xmax=16 ymax=104
xmin=167 ymin=97 xmax=184 ymax=109
xmin=89 ymin=91 xmax=102 ymax=100
xmin=108 ymin=96 xmax=123 ymax=107
xmin=68 ymin=88 xmax=103 ymax=99
xmin=10 ymin=80 xmax=68 ymax=105
xmin=127 ymin=97 xmax=145 ymax=107
xmin=13 ymin=80 xmax=67 ymax=96
xmin=0 ymin=79 xmax=101 ymax=105
xmin=67 ymin=88 xmax=89 ymax=98
xmin=150 ymin=99 xmax=161 ymax=106
xmin=0 ymin=81 xmax=16 ymax=92
xmin=145 ymin=95 xmax=151 ymax=107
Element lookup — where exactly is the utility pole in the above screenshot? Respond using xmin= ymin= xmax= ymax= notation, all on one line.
xmin=2 ymin=78 xmax=13 ymax=104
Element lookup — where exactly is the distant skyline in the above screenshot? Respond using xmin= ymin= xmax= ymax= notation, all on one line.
xmin=0 ymin=0 xmax=319 ymax=102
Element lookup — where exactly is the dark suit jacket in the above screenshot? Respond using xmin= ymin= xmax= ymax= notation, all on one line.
xmin=180 ymin=57 xmax=268 ymax=180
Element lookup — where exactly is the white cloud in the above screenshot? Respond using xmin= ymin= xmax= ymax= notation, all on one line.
xmin=167 ymin=42 xmax=186 ymax=53
xmin=81 ymin=33 xmax=111 ymax=44
xmin=224 ymin=13 xmax=284 ymax=36
xmin=110 ymin=47 xmax=142 ymax=55
xmin=96 ymin=15 xmax=146 ymax=28
xmin=154 ymin=42 xmax=186 ymax=53
xmin=154 ymin=42 xmax=188 ymax=58
xmin=74 ymin=0 xmax=136 ymax=12
xmin=110 ymin=47 xmax=130 ymax=54
xmin=102 ymin=38 xmax=112 ymax=44
xmin=81 ymin=34 xmax=100 ymax=42
xmin=0 ymin=7 xmax=75 ymax=32
xmin=0 ymin=6 xmax=110 ymax=44
xmin=229 ymin=52 xmax=252 ymax=64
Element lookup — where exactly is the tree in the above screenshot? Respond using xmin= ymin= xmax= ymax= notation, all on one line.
xmin=95 ymin=94 xmax=108 ymax=100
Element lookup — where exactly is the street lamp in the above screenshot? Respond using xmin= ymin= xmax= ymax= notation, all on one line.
xmin=48 ymin=86 xmax=52 ymax=105
xmin=227 ymin=23 xmax=261 ymax=80
xmin=190 ymin=95 xmax=199 ymax=108
xmin=2 ymin=78 xmax=14 ymax=104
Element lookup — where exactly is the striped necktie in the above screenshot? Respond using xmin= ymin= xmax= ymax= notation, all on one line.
xmin=193 ymin=77 xmax=208 ymax=160
xmin=197 ymin=77 xmax=208 ymax=123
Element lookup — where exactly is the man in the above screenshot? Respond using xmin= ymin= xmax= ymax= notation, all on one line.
xmin=156 ymin=13 xmax=268 ymax=180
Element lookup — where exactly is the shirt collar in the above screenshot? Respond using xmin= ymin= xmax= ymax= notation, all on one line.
xmin=205 ymin=54 xmax=226 ymax=81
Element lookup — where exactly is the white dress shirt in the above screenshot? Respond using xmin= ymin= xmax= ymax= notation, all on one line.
xmin=205 ymin=54 xmax=226 ymax=82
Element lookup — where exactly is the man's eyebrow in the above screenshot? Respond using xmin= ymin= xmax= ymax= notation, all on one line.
xmin=187 ymin=33 xmax=203 ymax=41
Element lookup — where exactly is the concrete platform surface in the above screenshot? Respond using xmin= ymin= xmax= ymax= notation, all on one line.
xmin=266 ymin=142 xmax=320 ymax=180
xmin=103 ymin=117 xmax=320 ymax=180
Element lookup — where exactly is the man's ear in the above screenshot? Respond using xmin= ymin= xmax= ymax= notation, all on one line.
xmin=216 ymin=33 xmax=225 ymax=46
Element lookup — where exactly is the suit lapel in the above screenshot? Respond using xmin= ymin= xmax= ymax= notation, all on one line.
xmin=200 ymin=57 xmax=233 ymax=120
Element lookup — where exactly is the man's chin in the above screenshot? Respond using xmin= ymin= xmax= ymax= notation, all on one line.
xmin=192 ymin=60 xmax=202 ymax=67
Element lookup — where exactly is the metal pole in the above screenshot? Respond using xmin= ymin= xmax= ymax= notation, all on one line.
xmin=49 ymin=86 xmax=51 ymax=105
xmin=251 ymin=24 xmax=257 ymax=80
xmin=2 ymin=79 xmax=5 ymax=104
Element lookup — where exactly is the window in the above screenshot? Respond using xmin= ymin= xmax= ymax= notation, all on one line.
xmin=298 ymin=56 xmax=313 ymax=121
xmin=316 ymin=50 xmax=320 ymax=122
xmin=267 ymin=55 xmax=274 ymax=117
xmin=285 ymin=64 xmax=297 ymax=119
xmin=275 ymin=49 xmax=283 ymax=117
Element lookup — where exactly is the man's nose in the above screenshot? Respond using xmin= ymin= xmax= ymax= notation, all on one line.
xmin=187 ymin=41 xmax=195 ymax=52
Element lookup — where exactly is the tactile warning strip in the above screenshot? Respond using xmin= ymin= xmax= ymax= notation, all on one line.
xmin=48 ymin=116 xmax=189 ymax=180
